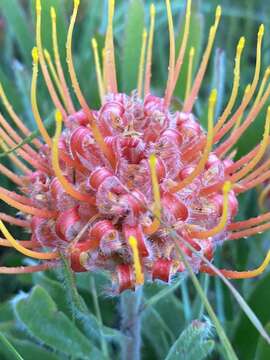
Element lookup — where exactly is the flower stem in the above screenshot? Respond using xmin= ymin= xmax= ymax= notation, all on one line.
xmin=120 ymin=287 xmax=143 ymax=360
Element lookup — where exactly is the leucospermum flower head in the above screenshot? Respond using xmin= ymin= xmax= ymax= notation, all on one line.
xmin=0 ymin=0 xmax=270 ymax=294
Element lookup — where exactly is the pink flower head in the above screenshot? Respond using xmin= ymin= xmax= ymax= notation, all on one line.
xmin=0 ymin=0 xmax=270 ymax=293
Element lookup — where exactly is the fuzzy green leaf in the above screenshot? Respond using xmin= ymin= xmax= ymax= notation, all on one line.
xmin=255 ymin=323 xmax=270 ymax=360
xmin=165 ymin=320 xmax=214 ymax=360
xmin=0 ymin=332 xmax=24 ymax=360
xmin=14 ymin=286 xmax=103 ymax=360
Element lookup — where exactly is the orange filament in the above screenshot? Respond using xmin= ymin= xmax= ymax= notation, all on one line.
xmin=214 ymin=36 xmax=245 ymax=133
xmin=201 ymin=250 xmax=270 ymax=279
xmin=137 ymin=29 xmax=148 ymax=99
xmin=231 ymin=107 xmax=270 ymax=183
xmin=31 ymin=47 xmax=52 ymax=148
xmin=91 ymin=38 xmax=105 ymax=102
xmin=170 ymin=0 xmax=192 ymax=102
xmin=232 ymin=83 xmax=251 ymax=131
xmin=164 ymin=0 xmax=176 ymax=106
xmin=144 ymin=154 xmax=161 ymax=235
xmin=144 ymin=3 xmax=156 ymax=96
xmin=0 ymin=238 xmax=38 ymax=248
xmin=0 ymin=220 xmax=58 ymax=260
xmin=128 ymin=235 xmax=144 ymax=286
xmin=0 ymin=263 xmax=55 ymax=274
xmin=104 ymin=0 xmax=118 ymax=93
xmin=214 ymin=24 xmax=265 ymax=147
xmin=189 ymin=181 xmax=231 ymax=239
xmin=52 ymin=110 xmax=96 ymax=205
xmin=35 ymin=0 xmax=67 ymax=119
xmin=183 ymin=6 xmax=221 ymax=113
xmin=50 ymin=6 xmax=75 ymax=114
xmin=0 ymin=137 xmax=30 ymax=175
xmin=228 ymin=212 xmax=270 ymax=231
xmin=0 ymin=213 xmax=30 ymax=228
xmin=216 ymin=81 xmax=270 ymax=158
xmin=185 ymin=47 xmax=195 ymax=101
xmin=0 ymin=84 xmax=42 ymax=148
xmin=171 ymin=89 xmax=217 ymax=193
xmin=0 ymin=126 xmax=49 ymax=173
xmin=258 ymin=183 xmax=270 ymax=210
xmin=0 ymin=190 xmax=57 ymax=218
xmin=0 ymin=163 xmax=24 ymax=186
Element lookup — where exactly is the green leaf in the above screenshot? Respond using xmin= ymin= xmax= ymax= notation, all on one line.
xmin=165 ymin=320 xmax=214 ymax=360
xmin=14 ymin=286 xmax=103 ymax=360
xmin=0 ymin=0 xmax=34 ymax=66
xmin=255 ymin=323 xmax=270 ymax=360
xmin=0 ymin=332 xmax=24 ymax=360
xmin=122 ymin=0 xmax=145 ymax=93
xmin=233 ymin=271 xmax=270 ymax=360
xmin=6 ymin=337 xmax=59 ymax=360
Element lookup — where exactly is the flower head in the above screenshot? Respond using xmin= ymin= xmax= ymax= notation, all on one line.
xmin=0 ymin=0 xmax=269 ymax=293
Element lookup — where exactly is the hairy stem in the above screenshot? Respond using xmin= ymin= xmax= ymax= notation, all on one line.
xmin=120 ymin=287 xmax=143 ymax=360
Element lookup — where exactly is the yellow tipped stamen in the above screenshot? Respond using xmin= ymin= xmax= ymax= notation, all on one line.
xmin=104 ymin=0 xmax=118 ymax=93
xmin=31 ymin=47 xmax=52 ymax=148
xmin=128 ymin=235 xmax=144 ymax=286
xmin=0 ymin=84 xmax=41 ymax=148
xmin=215 ymin=36 xmax=245 ymax=133
xmin=52 ymin=110 xmax=95 ymax=204
xmin=66 ymin=0 xmax=89 ymax=110
xmin=259 ymin=183 xmax=270 ymax=210
xmin=184 ymin=46 xmax=195 ymax=101
xmin=171 ymin=89 xmax=217 ymax=193
xmin=137 ymin=29 xmax=148 ymax=99
xmin=170 ymin=0 xmax=192 ymax=101
xmin=50 ymin=6 xmax=75 ymax=114
xmin=183 ymin=6 xmax=221 ymax=112
xmin=102 ymin=47 xmax=107 ymax=90
xmin=35 ymin=0 xmax=67 ymax=119
xmin=91 ymin=38 xmax=105 ymax=103
xmin=144 ymin=154 xmax=161 ymax=235
xmin=0 ymin=220 xmax=58 ymax=260
xmin=44 ymin=49 xmax=67 ymax=109
xmin=164 ymin=0 xmax=176 ymax=106
xmin=232 ymin=107 xmax=270 ymax=183
xmin=144 ymin=3 xmax=156 ymax=96
xmin=0 ymin=137 xmax=30 ymax=174
xmin=190 ymin=181 xmax=231 ymax=239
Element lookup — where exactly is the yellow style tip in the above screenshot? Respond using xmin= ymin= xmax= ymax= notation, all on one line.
xmin=189 ymin=46 xmax=195 ymax=56
xmin=209 ymin=89 xmax=217 ymax=104
xmin=215 ymin=5 xmax=222 ymax=20
xmin=223 ymin=181 xmax=232 ymax=194
xmin=143 ymin=28 xmax=147 ymax=39
xmin=238 ymin=36 xmax=245 ymax=50
xmin=74 ymin=0 xmax=80 ymax=8
xmin=91 ymin=38 xmax=97 ymax=49
xmin=32 ymin=47 xmax=39 ymax=63
xmin=258 ymin=24 xmax=265 ymax=37
xmin=150 ymin=3 xmax=156 ymax=16
xmin=149 ymin=153 xmax=157 ymax=168
xmin=55 ymin=109 xmax=63 ymax=124
xmin=50 ymin=6 xmax=56 ymax=19
xmin=36 ymin=0 xmax=41 ymax=12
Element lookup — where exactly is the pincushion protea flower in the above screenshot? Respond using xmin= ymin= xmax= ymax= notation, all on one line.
xmin=0 ymin=0 xmax=270 ymax=294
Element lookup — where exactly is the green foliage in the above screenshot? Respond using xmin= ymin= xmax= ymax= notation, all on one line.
xmin=165 ymin=320 xmax=214 ymax=360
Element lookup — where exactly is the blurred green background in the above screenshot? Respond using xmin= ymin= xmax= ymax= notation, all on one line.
xmin=0 ymin=1 xmax=269 ymax=359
